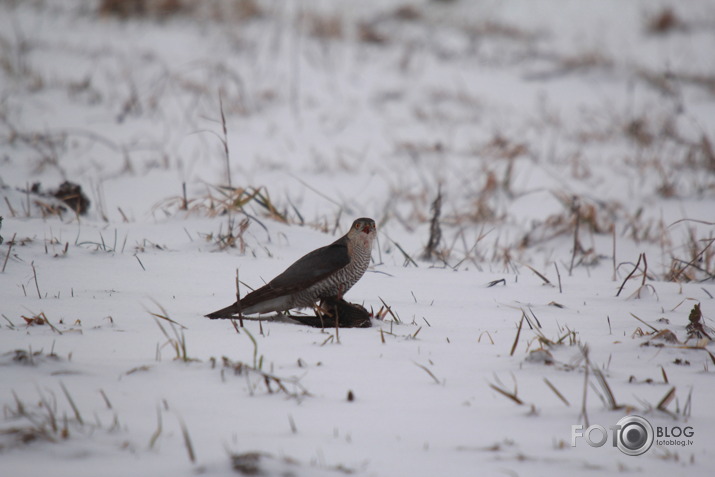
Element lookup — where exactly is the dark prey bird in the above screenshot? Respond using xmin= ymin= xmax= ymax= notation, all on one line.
xmin=206 ymin=218 xmax=376 ymax=318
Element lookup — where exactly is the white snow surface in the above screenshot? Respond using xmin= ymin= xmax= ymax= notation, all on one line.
xmin=1 ymin=1 xmax=715 ymax=476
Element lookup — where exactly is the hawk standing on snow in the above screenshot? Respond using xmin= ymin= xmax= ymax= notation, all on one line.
xmin=206 ymin=218 xmax=376 ymax=319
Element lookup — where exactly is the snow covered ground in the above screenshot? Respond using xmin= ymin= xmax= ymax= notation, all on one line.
xmin=1 ymin=0 xmax=715 ymax=475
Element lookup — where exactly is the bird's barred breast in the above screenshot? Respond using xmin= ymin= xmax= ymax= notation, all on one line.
xmin=291 ymin=241 xmax=372 ymax=308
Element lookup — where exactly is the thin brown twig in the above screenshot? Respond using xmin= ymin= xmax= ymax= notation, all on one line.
xmin=616 ymin=253 xmax=644 ymax=297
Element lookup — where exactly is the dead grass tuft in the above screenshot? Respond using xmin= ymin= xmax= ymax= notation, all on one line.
xmin=98 ymin=0 xmax=263 ymax=22
xmin=98 ymin=0 xmax=186 ymax=19
xmin=358 ymin=21 xmax=389 ymax=44
xmin=154 ymin=184 xmax=290 ymax=250
xmin=1 ymin=385 xmax=116 ymax=451
xmin=646 ymin=7 xmax=687 ymax=35
xmin=220 ymin=356 xmax=309 ymax=400
xmin=307 ymin=13 xmax=343 ymax=40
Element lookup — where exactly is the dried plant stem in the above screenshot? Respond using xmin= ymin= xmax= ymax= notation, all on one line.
xmin=544 ymin=378 xmax=570 ymax=407
xmin=569 ymin=198 xmax=581 ymax=276
xmin=31 ymin=261 xmax=41 ymax=299
xmin=510 ymin=314 xmax=524 ymax=356
xmin=2 ymin=233 xmax=16 ymax=273
xmin=580 ymin=345 xmax=590 ymax=427
xmin=423 ymin=187 xmax=443 ymax=260
xmin=25 ymin=181 xmax=31 ymax=217
xmin=219 ymin=93 xmax=231 ymax=188
xmin=177 ymin=415 xmax=196 ymax=463
xmin=414 ymin=361 xmax=440 ymax=385
xmin=616 ymin=253 xmax=644 ymax=297
xmin=59 ymin=381 xmax=83 ymax=425
xmin=235 ymin=269 xmax=244 ymax=328
xmin=611 ymin=224 xmax=617 ymax=281
xmin=671 ymin=237 xmax=715 ymax=282
xmin=554 ymin=262 xmax=563 ymax=293
xmin=657 ymin=387 xmax=676 ymax=412
xmin=148 ymin=406 xmax=162 ymax=449
xmin=392 ymin=239 xmax=418 ymax=267
xmin=489 ymin=377 xmax=523 ymax=405
xmin=4 ymin=197 xmax=17 ymax=217
xmin=525 ymin=264 xmax=550 ymax=285
xmin=629 ymin=312 xmax=659 ymax=333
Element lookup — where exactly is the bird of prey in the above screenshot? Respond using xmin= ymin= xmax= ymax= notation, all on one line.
xmin=206 ymin=218 xmax=376 ymax=318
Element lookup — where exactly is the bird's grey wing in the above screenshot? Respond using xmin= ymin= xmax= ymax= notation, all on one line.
xmin=238 ymin=240 xmax=349 ymax=308
xmin=267 ymin=240 xmax=350 ymax=291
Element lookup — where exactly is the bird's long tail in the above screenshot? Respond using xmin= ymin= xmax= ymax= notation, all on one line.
xmin=205 ymin=302 xmax=240 ymax=319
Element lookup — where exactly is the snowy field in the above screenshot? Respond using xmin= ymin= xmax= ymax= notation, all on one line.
xmin=1 ymin=0 xmax=715 ymax=475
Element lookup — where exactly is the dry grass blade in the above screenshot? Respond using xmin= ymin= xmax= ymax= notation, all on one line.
xmin=524 ymin=264 xmax=551 ymax=285
xmin=591 ymin=367 xmax=620 ymax=410
xmin=149 ymin=309 xmax=187 ymax=330
xmin=657 ymin=386 xmax=676 ymax=411
xmin=682 ymin=387 xmax=693 ymax=418
xmin=413 ymin=361 xmax=440 ymax=385
xmin=176 ymin=415 xmax=196 ymax=463
xmin=543 ymin=378 xmax=570 ymax=407
xmin=669 ymin=218 xmax=715 ymax=227
xmin=59 ymin=381 xmax=83 ymax=425
xmin=392 ymin=239 xmax=418 ymax=267
xmin=148 ymin=406 xmax=162 ymax=450
xmin=675 ymin=345 xmax=715 ymax=365
xmin=629 ymin=312 xmax=659 ymax=333
xmin=670 ymin=237 xmax=715 ymax=282
xmin=478 ymin=330 xmax=494 ymax=344
xmin=616 ymin=253 xmax=644 ymax=297
xmin=554 ymin=262 xmax=563 ymax=293
xmin=488 ymin=383 xmax=523 ymax=405
xmin=378 ymin=296 xmax=400 ymax=323
xmin=510 ymin=314 xmax=524 ymax=356
xmin=149 ymin=303 xmax=193 ymax=361
xmin=580 ymin=344 xmax=590 ymax=427
xmin=487 ymin=278 xmax=506 ymax=287
xmin=31 ymin=261 xmax=42 ymax=299
xmin=2 ymin=232 xmax=16 ymax=273
xmin=41 ymin=312 xmax=62 ymax=334
xmin=569 ymin=196 xmax=582 ymax=275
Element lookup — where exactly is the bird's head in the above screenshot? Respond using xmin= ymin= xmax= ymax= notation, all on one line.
xmin=349 ymin=218 xmax=377 ymax=243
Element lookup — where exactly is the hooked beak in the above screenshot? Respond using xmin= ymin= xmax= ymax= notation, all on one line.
xmin=362 ymin=225 xmax=372 ymax=234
